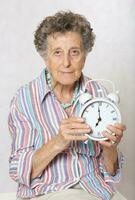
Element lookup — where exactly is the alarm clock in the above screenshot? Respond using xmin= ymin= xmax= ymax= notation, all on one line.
xmin=78 ymin=79 xmax=121 ymax=141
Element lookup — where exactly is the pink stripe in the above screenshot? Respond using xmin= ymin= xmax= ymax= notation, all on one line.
xmin=92 ymin=157 xmax=113 ymax=194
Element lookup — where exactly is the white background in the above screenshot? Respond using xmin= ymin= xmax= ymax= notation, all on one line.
xmin=0 ymin=0 xmax=135 ymax=199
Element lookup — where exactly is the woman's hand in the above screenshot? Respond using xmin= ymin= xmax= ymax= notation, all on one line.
xmin=99 ymin=123 xmax=126 ymax=175
xmin=99 ymin=123 xmax=126 ymax=148
xmin=31 ymin=117 xmax=91 ymax=179
xmin=55 ymin=117 xmax=91 ymax=152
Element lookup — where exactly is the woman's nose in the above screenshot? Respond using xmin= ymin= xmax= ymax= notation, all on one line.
xmin=63 ymin=54 xmax=71 ymax=68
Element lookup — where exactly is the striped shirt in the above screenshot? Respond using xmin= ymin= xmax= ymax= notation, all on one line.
xmin=8 ymin=68 xmax=123 ymax=200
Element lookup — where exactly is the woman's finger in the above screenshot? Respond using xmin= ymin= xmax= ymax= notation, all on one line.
xmin=106 ymin=125 xmax=123 ymax=138
xmin=64 ymin=127 xmax=91 ymax=135
xmin=64 ymin=122 xmax=90 ymax=129
xmin=62 ymin=129 xmax=89 ymax=141
xmin=114 ymin=123 xmax=126 ymax=131
xmin=102 ymin=131 xmax=117 ymax=142
xmin=61 ymin=117 xmax=84 ymax=124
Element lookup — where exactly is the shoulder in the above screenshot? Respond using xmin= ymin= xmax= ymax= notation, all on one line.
xmin=10 ymin=73 xmax=40 ymax=112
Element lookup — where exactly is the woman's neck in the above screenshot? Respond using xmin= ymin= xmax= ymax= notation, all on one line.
xmin=45 ymin=70 xmax=79 ymax=107
xmin=52 ymin=81 xmax=75 ymax=103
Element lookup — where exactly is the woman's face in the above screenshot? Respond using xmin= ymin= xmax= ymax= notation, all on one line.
xmin=44 ymin=31 xmax=86 ymax=86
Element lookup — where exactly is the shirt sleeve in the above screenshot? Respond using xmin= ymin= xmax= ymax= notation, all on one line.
xmin=98 ymin=148 xmax=124 ymax=183
xmin=8 ymin=95 xmax=37 ymax=187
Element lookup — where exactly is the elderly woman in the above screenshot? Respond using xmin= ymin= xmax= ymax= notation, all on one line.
xmin=8 ymin=11 xmax=126 ymax=200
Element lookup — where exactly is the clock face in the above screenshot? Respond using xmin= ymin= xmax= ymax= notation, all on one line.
xmin=79 ymin=98 xmax=121 ymax=141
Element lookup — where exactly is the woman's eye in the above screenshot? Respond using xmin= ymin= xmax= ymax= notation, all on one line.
xmin=54 ymin=51 xmax=61 ymax=56
xmin=70 ymin=50 xmax=80 ymax=56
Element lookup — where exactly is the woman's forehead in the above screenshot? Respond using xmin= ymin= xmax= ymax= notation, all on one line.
xmin=47 ymin=31 xmax=83 ymax=50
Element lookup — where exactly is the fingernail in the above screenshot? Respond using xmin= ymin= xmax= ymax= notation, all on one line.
xmin=78 ymin=118 xmax=84 ymax=122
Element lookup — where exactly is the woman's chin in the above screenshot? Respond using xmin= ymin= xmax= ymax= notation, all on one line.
xmin=58 ymin=79 xmax=76 ymax=86
xmin=54 ymin=72 xmax=80 ymax=86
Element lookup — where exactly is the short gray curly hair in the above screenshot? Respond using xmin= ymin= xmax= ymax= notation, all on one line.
xmin=34 ymin=11 xmax=95 ymax=57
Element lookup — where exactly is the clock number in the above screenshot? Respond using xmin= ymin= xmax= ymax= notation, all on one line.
xmin=106 ymin=104 xmax=109 ymax=108
xmin=111 ymin=110 xmax=115 ymax=114
xmin=99 ymin=102 xmax=102 ymax=106
xmin=83 ymin=117 xmax=86 ymax=121
xmin=113 ymin=117 xmax=117 ymax=121
xmin=97 ymin=132 xmax=101 ymax=136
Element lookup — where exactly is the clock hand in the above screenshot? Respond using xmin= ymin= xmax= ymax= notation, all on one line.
xmin=95 ymin=105 xmax=102 ymax=127
xmin=95 ymin=121 xmax=99 ymax=127
xmin=98 ymin=106 xmax=102 ymax=121
xmin=95 ymin=118 xmax=101 ymax=126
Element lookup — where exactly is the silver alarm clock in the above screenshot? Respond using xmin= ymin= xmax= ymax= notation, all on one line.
xmin=74 ymin=79 xmax=122 ymax=141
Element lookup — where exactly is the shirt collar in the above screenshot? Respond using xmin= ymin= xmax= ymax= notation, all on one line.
xmin=38 ymin=68 xmax=51 ymax=103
